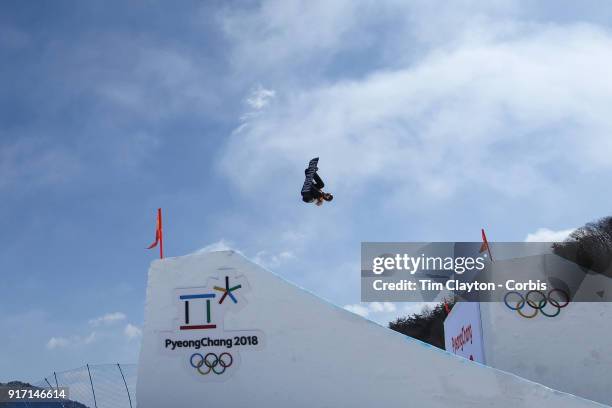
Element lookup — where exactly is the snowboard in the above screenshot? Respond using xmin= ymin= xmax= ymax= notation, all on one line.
xmin=301 ymin=157 xmax=319 ymax=194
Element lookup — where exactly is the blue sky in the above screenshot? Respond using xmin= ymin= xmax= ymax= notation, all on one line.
xmin=2 ymin=0 xmax=612 ymax=382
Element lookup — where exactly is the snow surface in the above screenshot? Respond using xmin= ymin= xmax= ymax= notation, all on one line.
xmin=137 ymin=250 xmax=608 ymax=407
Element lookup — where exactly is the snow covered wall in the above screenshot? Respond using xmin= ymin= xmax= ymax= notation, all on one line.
xmin=481 ymin=302 xmax=612 ymax=406
xmin=476 ymin=251 xmax=612 ymax=406
xmin=136 ymin=250 xmax=607 ymax=408
xmin=479 ymin=273 xmax=612 ymax=405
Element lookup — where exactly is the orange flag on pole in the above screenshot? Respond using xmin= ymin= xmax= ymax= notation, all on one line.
xmin=147 ymin=208 xmax=164 ymax=259
xmin=479 ymin=228 xmax=493 ymax=262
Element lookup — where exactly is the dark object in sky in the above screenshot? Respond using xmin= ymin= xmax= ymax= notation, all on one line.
xmin=301 ymin=157 xmax=320 ymax=196
xmin=301 ymin=157 xmax=333 ymax=204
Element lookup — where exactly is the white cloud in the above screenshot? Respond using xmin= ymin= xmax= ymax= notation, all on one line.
xmin=245 ymin=85 xmax=276 ymax=110
xmin=343 ymin=304 xmax=371 ymax=317
xmin=124 ymin=324 xmax=142 ymax=340
xmin=369 ymin=302 xmax=397 ymax=313
xmin=253 ymin=250 xmax=295 ymax=269
xmin=344 ymin=302 xmax=397 ymax=317
xmin=525 ymin=227 xmax=575 ymax=242
xmin=46 ymin=337 xmax=70 ymax=350
xmin=46 ymin=331 xmax=97 ymax=349
xmin=89 ymin=312 xmax=127 ymax=327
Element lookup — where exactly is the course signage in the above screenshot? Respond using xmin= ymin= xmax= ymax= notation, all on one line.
xmin=443 ymin=302 xmax=485 ymax=364
xmin=159 ymin=272 xmax=264 ymax=381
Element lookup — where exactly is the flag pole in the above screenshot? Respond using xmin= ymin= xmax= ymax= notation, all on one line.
xmin=158 ymin=208 xmax=164 ymax=259
xmin=146 ymin=208 xmax=164 ymax=259
xmin=481 ymin=228 xmax=493 ymax=262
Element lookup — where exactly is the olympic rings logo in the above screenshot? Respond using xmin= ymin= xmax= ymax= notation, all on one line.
xmin=504 ymin=289 xmax=570 ymax=318
xmin=190 ymin=352 xmax=233 ymax=375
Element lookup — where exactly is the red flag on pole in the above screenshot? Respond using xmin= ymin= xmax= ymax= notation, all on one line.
xmin=479 ymin=228 xmax=493 ymax=262
xmin=147 ymin=208 xmax=164 ymax=259
xmin=443 ymin=298 xmax=450 ymax=315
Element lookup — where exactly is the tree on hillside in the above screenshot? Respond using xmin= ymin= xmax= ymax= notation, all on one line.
xmin=388 ymin=301 xmax=453 ymax=349
xmin=553 ymin=216 xmax=612 ymax=276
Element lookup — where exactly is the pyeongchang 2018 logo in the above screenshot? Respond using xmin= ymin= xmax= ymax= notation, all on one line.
xmin=451 ymin=325 xmax=473 ymax=354
xmin=160 ymin=271 xmax=265 ymax=381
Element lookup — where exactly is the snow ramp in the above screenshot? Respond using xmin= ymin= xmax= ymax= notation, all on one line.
xmin=136 ymin=250 xmax=608 ymax=407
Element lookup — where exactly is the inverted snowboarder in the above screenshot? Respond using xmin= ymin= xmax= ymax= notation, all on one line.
xmin=301 ymin=157 xmax=333 ymax=206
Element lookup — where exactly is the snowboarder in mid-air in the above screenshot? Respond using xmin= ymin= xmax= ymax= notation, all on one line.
xmin=301 ymin=157 xmax=333 ymax=206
